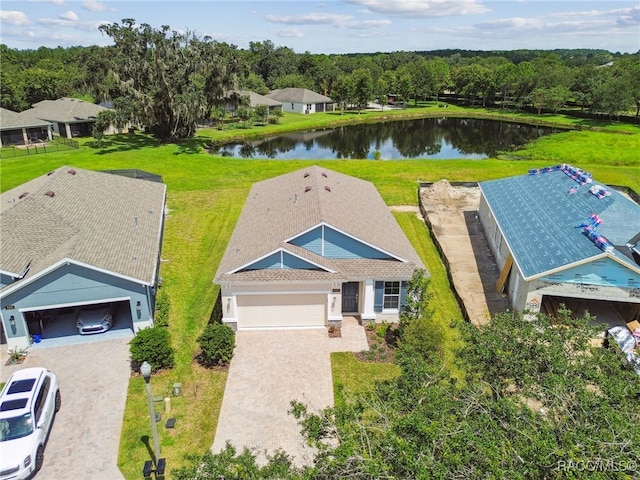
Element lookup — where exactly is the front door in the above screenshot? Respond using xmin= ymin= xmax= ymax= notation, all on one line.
xmin=342 ymin=282 xmax=359 ymax=313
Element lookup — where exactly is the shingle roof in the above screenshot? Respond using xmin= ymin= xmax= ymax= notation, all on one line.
xmin=27 ymin=97 xmax=108 ymax=123
xmin=215 ymin=166 xmax=424 ymax=283
xmin=479 ymin=166 xmax=640 ymax=279
xmin=0 ymin=107 xmax=50 ymax=130
xmin=229 ymin=90 xmax=283 ymax=108
xmin=0 ymin=166 xmax=166 ymax=289
xmin=266 ymin=88 xmax=333 ymax=104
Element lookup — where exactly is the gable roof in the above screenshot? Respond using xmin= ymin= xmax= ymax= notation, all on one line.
xmin=228 ymin=90 xmax=283 ymax=108
xmin=27 ymin=97 xmax=108 ymax=123
xmin=479 ymin=165 xmax=640 ymax=280
xmin=266 ymin=88 xmax=333 ymax=104
xmin=215 ymin=166 xmax=424 ymax=283
xmin=0 ymin=107 xmax=51 ymax=130
xmin=0 ymin=166 xmax=166 ymax=292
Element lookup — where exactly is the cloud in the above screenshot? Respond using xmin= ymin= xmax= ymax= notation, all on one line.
xmin=265 ymin=12 xmax=391 ymax=30
xmin=27 ymin=0 xmax=64 ymax=4
xmin=59 ymin=10 xmax=78 ymax=22
xmin=266 ymin=13 xmax=353 ymax=26
xmin=343 ymin=0 xmax=490 ymax=18
xmin=81 ymin=0 xmax=106 ymax=12
xmin=0 ymin=11 xmax=30 ymax=26
xmin=276 ymin=27 xmax=304 ymax=38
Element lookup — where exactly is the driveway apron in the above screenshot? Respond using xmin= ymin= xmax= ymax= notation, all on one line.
xmin=212 ymin=320 xmax=367 ymax=467
xmin=1 ymin=336 xmax=131 ymax=480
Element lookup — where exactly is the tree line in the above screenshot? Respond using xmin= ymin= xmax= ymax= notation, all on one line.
xmin=1 ymin=19 xmax=639 ymax=141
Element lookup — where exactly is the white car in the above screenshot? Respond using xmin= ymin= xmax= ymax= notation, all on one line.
xmin=76 ymin=303 xmax=114 ymax=335
xmin=0 ymin=367 xmax=60 ymax=479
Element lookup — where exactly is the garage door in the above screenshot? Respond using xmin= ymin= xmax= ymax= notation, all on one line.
xmin=237 ymin=294 xmax=326 ymax=328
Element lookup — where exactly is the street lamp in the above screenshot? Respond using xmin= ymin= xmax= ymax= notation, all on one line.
xmin=140 ymin=361 xmax=161 ymax=466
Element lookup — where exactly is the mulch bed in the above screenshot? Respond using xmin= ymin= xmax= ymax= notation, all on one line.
xmin=355 ymin=323 xmax=399 ymax=363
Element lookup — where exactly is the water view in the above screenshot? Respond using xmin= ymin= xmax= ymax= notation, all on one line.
xmin=213 ymin=117 xmax=560 ymax=160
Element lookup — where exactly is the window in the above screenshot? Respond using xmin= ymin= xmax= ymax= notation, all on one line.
xmin=34 ymin=377 xmax=50 ymax=423
xmin=383 ymin=281 xmax=400 ymax=310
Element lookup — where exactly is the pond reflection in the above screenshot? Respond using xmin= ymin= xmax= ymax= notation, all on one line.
xmin=213 ymin=117 xmax=560 ymax=160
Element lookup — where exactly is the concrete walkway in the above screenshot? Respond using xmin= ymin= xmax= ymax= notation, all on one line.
xmin=1 ymin=336 xmax=131 ymax=480
xmin=212 ymin=317 xmax=367 ymax=467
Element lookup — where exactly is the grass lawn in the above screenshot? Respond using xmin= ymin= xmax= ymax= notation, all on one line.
xmin=1 ymin=107 xmax=638 ymax=478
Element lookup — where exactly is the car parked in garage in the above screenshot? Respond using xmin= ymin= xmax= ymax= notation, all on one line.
xmin=0 ymin=367 xmax=61 ymax=479
xmin=76 ymin=303 xmax=114 ymax=335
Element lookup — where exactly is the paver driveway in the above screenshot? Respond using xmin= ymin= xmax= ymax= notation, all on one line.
xmin=1 ymin=336 xmax=131 ymax=480
xmin=212 ymin=318 xmax=367 ymax=467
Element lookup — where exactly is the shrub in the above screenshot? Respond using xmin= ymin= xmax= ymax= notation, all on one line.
xmin=198 ymin=323 xmax=235 ymax=367
xmin=154 ymin=289 xmax=170 ymax=327
xmin=130 ymin=327 xmax=175 ymax=371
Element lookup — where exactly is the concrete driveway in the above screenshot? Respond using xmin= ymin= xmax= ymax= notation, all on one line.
xmin=212 ymin=318 xmax=367 ymax=467
xmin=1 ymin=335 xmax=132 ymax=480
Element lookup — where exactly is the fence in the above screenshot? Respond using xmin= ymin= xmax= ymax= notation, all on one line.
xmin=0 ymin=137 xmax=79 ymax=158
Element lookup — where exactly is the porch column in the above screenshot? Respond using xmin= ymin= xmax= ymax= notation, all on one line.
xmin=361 ymin=279 xmax=376 ymax=320
xmin=22 ymin=128 xmax=29 ymax=145
xmin=65 ymin=123 xmax=72 ymax=138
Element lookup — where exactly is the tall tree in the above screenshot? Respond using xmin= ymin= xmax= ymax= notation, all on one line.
xmin=99 ymin=19 xmax=244 ymax=141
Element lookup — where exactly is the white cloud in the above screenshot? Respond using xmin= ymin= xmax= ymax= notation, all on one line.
xmin=81 ymin=0 xmax=106 ymax=12
xmin=27 ymin=0 xmax=65 ymax=4
xmin=0 ymin=11 xmax=30 ymax=26
xmin=266 ymin=13 xmax=353 ymax=25
xmin=59 ymin=10 xmax=78 ymax=22
xmin=266 ymin=12 xmax=391 ymax=30
xmin=343 ymin=0 xmax=490 ymax=18
xmin=276 ymin=27 xmax=304 ymax=38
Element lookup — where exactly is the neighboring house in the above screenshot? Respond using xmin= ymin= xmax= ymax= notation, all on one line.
xmin=215 ymin=166 xmax=426 ymax=330
xmin=25 ymin=97 xmax=118 ymax=138
xmin=266 ymin=88 xmax=334 ymax=114
xmin=0 ymin=166 xmax=167 ymax=348
xmin=225 ymin=90 xmax=283 ymax=114
xmin=0 ymin=107 xmax=52 ymax=147
xmin=478 ymin=164 xmax=640 ymax=325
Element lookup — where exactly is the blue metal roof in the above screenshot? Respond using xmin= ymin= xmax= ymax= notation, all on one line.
xmin=479 ymin=167 xmax=640 ymax=279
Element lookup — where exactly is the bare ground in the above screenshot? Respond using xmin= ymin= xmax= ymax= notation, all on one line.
xmin=420 ymin=180 xmax=510 ymax=325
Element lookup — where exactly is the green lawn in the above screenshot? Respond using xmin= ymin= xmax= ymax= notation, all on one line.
xmin=1 ymin=108 xmax=638 ymax=478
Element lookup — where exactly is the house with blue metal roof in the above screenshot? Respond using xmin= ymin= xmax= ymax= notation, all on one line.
xmin=478 ymin=164 xmax=640 ymax=325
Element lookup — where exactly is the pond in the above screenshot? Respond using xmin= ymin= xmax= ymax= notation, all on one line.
xmin=212 ymin=117 xmax=561 ymax=160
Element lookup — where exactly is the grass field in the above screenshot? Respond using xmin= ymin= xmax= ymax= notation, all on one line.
xmin=1 ymin=107 xmax=639 ymax=478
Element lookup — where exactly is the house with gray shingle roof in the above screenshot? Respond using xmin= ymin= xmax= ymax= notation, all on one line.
xmin=478 ymin=164 xmax=640 ymax=325
xmin=0 ymin=166 xmax=166 ymax=349
xmin=225 ymin=90 xmax=283 ymax=114
xmin=0 ymin=107 xmax=52 ymax=147
xmin=266 ymin=88 xmax=334 ymax=114
xmin=215 ymin=166 xmax=426 ymax=330
xmin=25 ymin=97 xmax=119 ymax=139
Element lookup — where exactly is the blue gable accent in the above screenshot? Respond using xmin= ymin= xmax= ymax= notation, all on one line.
xmin=1 ymin=273 xmax=16 ymax=289
xmin=290 ymin=225 xmax=393 ymax=260
xmin=290 ymin=227 xmax=323 ymax=255
xmin=541 ymin=257 xmax=640 ymax=289
xmin=242 ymin=251 xmax=320 ymax=270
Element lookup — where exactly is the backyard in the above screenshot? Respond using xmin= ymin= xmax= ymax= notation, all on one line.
xmin=1 ymin=106 xmax=639 ymax=478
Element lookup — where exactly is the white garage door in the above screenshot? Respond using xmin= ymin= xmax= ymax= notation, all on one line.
xmin=237 ymin=294 xmax=326 ymax=328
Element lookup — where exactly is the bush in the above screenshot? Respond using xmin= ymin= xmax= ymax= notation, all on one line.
xmin=130 ymin=327 xmax=175 ymax=371
xmin=198 ymin=323 xmax=235 ymax=367
xmin=154 ymin=289 xmax=170 ymax=327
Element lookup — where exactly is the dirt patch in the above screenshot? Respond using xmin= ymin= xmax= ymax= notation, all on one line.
xmin=420 ymin=180 xmax=509 ymax=325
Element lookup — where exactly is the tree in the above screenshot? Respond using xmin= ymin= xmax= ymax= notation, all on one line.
xmin=99 ymin=19 xmax=244 ymax=141
xmin=237 ymin=105 xmax=252 ymax=127
xmin=350 ymin=68 xmax=373 ymax=113
xmin=332 ymin=74 xmax=354 ymax=114
xmin=253 ymin=104 xmax=269 ymax=125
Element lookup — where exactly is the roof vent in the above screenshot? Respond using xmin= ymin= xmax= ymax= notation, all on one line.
xmin=304 ymin=186 xmax=312 ymax=193
xmin=18 ymin=192 xmax=29 ymax=199
xmin=44 ymin=191 xmax=55 ymax=197
xmin=68 ymin=169 xmax=76 ymax=175
xmin=303 ymin=172 xmax=310 ymax=178
xmin=47 ymin=170 xmax=55 ymax=176
xmin=321 ymin=172 xmax=328 ymax=178
xmin=324 ymin=186 xmax=331 ymax=192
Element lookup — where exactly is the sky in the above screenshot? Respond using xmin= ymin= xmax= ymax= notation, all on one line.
xmin=1 ymin=0 xmax=639 ymax=54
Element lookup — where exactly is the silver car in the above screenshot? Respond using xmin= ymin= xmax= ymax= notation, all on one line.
xmin=0 ymin=367 xmax=61 ymax=479
xmin=76 ymin=303 xmax=114 ymax=335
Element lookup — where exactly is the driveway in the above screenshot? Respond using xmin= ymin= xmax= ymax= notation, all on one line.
xmin=1 ymin=335 xmax=132 ymax=480
xmin=212 ymin=317 xmax=367 ymax=467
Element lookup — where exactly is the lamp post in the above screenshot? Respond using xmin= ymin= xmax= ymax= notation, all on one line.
xmin=140 ymin=361 xmax=161 ymax=465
